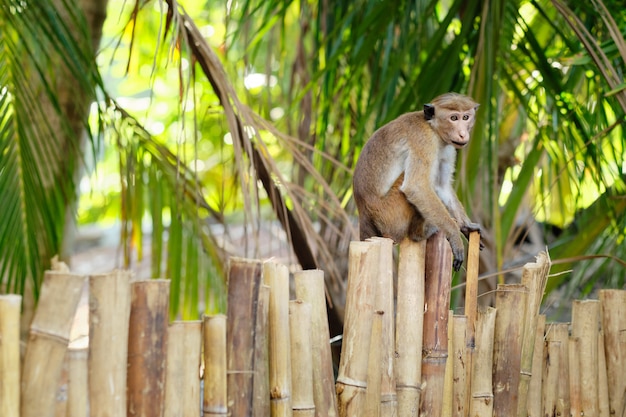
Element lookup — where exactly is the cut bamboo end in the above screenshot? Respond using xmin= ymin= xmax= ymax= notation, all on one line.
xmin=203 ymin=314 xmax=227 ymax=416
xmin=0 ymin=294 xmax=22 ymax=417
xmin=290 ymin=300 xmax=315 ymax=417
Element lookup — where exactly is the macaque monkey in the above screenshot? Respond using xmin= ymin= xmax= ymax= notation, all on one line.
xmin=353 ymin=92 xmax=481 ymax=271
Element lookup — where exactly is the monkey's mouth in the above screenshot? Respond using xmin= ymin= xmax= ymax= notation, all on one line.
xmin=451 ymin=140 xmax=468 ymax=148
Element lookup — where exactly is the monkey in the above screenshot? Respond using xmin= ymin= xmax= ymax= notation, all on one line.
xmin=353 ymin=92 xmax=481 ymax=271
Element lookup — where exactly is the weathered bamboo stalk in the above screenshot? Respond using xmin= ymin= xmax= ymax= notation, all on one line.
xmin=421 ymin=232 xmax=453 ymax=417
xmin=442 ymin=310 xmax=454 ymax=417
xmin=88 ymin=270 xmax=132 ymax=417
xmin=289 ymin=300 xmax=315 ymax=417
xmin=469 ymin=306 xmax=496 ymax=417
xmin=336 ymin=240 xmax=381 ymax=417
xmin=395 ymin=239 xmax=426 ymax=417
xmin=203 ymin=314 xmax=227 ymax=417
xmin=265 ymin=261 xmax=293 ymax=416
xmin=254 ymin=284 xmax=271 ymax=416
xmin=164 ymin=321 xmax=202 ymax=417
xmin=541 ymin=341 xmax=561 ymax=417
xmin=569 ymin=337 xmax=582 ymax=417
xmin=492 ymin=283 xmax=528 ymax=417
xmin=226 ymin=258 xmax=265 ymax=417
xmin=365 ymin=310 xmax=384 ymax=417
xmin=598 ymin=330 xmax=610 ymax=417
xmin=517 ymin=252 xmax=550 ymax=417
xmin=571 ymin=299 xmax=600 ymax=417
xmin=451 ymin=315 xmax=468 ymax=417
xmin=526 ymin=315 xmax=546 ymax=417
xmin=66 ymin=346 xmax=88 ymax=417
xmin=598 ymin=289 xmax=626 ymax=416
xmin=21 ymin=270 xmax=85 ymax=417
xmin=544 ymin=322 xmax=570 ymax=416
xmin=0 ymin=294 xmax=21 ymax=417
xmin=293 ymin=270 xmax=338 ymax=417
xmin=463 ymin=231 xmax=480 ymax=415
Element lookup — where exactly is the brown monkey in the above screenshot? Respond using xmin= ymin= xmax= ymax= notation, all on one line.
xmin=353 ymin=92 xmax=481 ymax=271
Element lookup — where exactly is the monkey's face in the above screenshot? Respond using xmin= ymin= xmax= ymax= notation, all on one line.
xmin=438 ymin=109 xmax=476 ymax=149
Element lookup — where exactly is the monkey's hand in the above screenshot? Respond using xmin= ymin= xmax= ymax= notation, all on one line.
xmin=461 ymin=222 xmax=485 ymax=250
xmin=449 ymin=235 xmax=465 ymax=272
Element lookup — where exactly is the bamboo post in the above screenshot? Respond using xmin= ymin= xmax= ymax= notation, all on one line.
xmin=203 ymin=314 xmax=227 ymax=417
xmin=289 ymin=300 xmax=315 ymax=417
xmin=516 ymin=252 xmax=550 ymax=417
xmin=89 ymin=270 xmax=132 ymax=417
xmin=254 ymin=284 xmax=271 ymax=416
xmin=365 ymin=311 xmax=384 ymax=417
xmin=0 ymin=294 xmax=22 ymax=417
xmin=526 ymin=315 xmax=546 ymax=417
xmin=226 ymin=258 xmax=264 ymax=417
xmin=293 ymin=270 xmax=338 ymax=417
xmin=368 ymin=237 xmax=397 ymax=416
xmin=21 ymin=270 xmax=85 ymax=417
xmin=469 ymin=306 xmax=496 ymax=417
xmin=598 ymin=330 xmax=610 ymax=417
xmin=127 ymin=279 xmax=170 ymax=417
xmin=164 ymin=321 xmax=202 ymax=417
xmin=544 ymin=322 xmax=570 ymax=416
xmin=598 ymin=289 xmax=626 ymax=416
xmin=463 ymin=231 xmax=480 ymax=415
xmin=66 ymin=346 xmax=88 ymax=417
xmin=492 ymin=283 xmax=528 ymax=417
xmin=571 ymin=299 xmax=600 ymax=417
xmin=336 ymin=240 xmax=381 ymax=417
xmin=421 ymin=232 xmax=453 ymax=417
xmin=451 ymin=315 xmax=468 ymax=417
xmin=395 ymin=239 xmax=426 ymax=417
xmin=569 ymin=337 xmax=582 ymax=417
xmin=541 ymin=341 xmax=561 ymax=417
xmin=265 ymin=261 xmax=293 ymax=416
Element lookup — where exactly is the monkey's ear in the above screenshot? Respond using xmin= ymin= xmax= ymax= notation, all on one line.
xmin=424 ymin=103 xmax=435 ymax=120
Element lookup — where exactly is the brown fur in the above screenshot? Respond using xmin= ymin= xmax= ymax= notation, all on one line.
xmin=353 ymin=92 xmax=481 ymax=270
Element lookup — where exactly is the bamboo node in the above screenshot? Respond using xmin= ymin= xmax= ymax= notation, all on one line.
xmin=269 ymin=387 xmax=290 ymax=400
xmin=336 ymin=375 xmax=367 ymax=388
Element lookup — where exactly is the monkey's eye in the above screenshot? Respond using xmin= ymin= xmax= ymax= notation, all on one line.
xmin=462 ymin=114 xmax=470 ymax=120
xmin=450 ymin=115 xmax=458 ymax=121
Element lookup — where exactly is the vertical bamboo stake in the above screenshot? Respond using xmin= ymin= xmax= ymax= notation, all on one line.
xmin=517 ymin=252 xmax=550 ymax=417
xmin=469 ymin=306 xmax=496 ymax=417
xmin=265 ymin=261 xmax=293 ymax=416
xmin=598 ymin=330 xmax=610 ymax=417
xmin=526 ymin=315 xmax=546 ymax=417
xmin=294 ymin=270 xmax=338 ymax=417
xmin=442 ymin=310 xmax=454 ymax=417
xmin=164 ymin=321 xmax=202 ymax=417
xmin=464 ymin=231 xmax=480 ymax=415
xmin=368 ymin=237 xmax=397 ymax=416
xmin=421 ymin=232 xmax=453 ymax=417
xmin=0 ymin=294 xmax=22 ymax=417
xmin=254 ymin=284 xmax=271 ymax=416
xmin=599 ymin=289 xmax=626 ymax=417
xmin=569 ymin=337 xmax=582 ymax=417
xmin=571 ymin=299 xmax=600 ymax=417
xmin=365 ymin=311 xmax=384 ymax=417
xmin=395 ymin=239 xmax=426 ymax=417
xmin=545 ymin=322 xmax=570 ymax=416
xmin=492 ymin=283 xmax=528 ymax=417
xmin=203 ymin=315 xmax=227 ymax=417
xmin=451 ymin=315 xmax=468 ymax=417
xmin=21 ymin=270 xmax=85 ymax=417
xmin=289 ymin=300 xmax=315 ymax=417
xmin=227 ymin=258 xmax=264 ymax=417
xmin=127 ymin=279 xmax=170 ymax=417
xmin=66 ymin=346 xmax=88 ymax=417
xmin=89 ymin=270 xmax=132 ymax=417
xmin=541 ymin=341 xmax=561 ymax=417
xmin=336 ymin=240 xmax=381 ymax=417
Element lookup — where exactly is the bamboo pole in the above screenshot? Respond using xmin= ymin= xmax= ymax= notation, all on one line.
xmin=336 ymin=240 xmax=381 ymax=417
xmin=442 ymin=310 xmax=454 ymax=417
xmin=451 ymin=315 xmax=468 ymax=417
xmin=21 ymin=270 xmax=85 ymax=417
xmin=293 ymin=270 xmax=338 ymax=417
xmin=368 ymin=237 xmax=397 ymax=416
xmin=517 ymin=252 xmax=550 ymax=417
xmin=88 ymin=270 xmax=132 ymax=417
xmin=463 ymin=231 xmax=480 ymax=416
xmin=127 ymin=279 xmax=170 ymax=417
xmin=365 ymin=310 xmax=384 ymax=417
xmin=289 ymin=300 xmax=315 ymax=417
xmin=254 ymin=284 xmax=271 ymax=416
xmin=541 ymin=341 xmax=561 ymax=417
xmin=492 ymin=283 xmax=528 ymax=417
xmin=544 ymin=322 xmax=570 ymax=416
xmin=569 ymin=337 xmax=582 ymax=417
xmin=598 ymin=289 xmax=626 ymax=416
xmin=469 ymin=306 xmax=496 ymax=417
xmin=164 ymin=321 xmax=203 ymax=417
xmin=395 ymin=239 xmax=426 ymax=417
xmin=421 ymin=232 xmax=453 ymax=417
xmin=66 ymin=346 xmax=88 ymax=417
xmin=571 ymin=299 xmax=600 ymax=417
xmin=227 ymin=258 xmax=264 ymax=417
xmin=0 ymin=294 xmax=22 ymax=417
xmin=265 ymin=261 xmax=293 ymax=417
xmin=598 ymin=330 xmax=610 ymax=417
xmin=203 ymin=315 xmax=227 ymax=417
xmin=526 ymin=315 xmax=546 ymax=417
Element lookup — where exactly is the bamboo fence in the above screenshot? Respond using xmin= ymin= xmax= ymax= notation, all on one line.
xmin=2 ymin=234 xmax=626 ymax=416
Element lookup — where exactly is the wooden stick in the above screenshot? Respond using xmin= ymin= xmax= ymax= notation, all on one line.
xmin=21 ymin=271 xmax=85 ymax=417
xmin=451 ymin=315 xmax=468 ymax=417
xmin=569 ymin=337 xmax=582 ymax=417
xmin=164 ymin=321 xmax=202 ymax=417
xmin=526 ymin=315 xmax=546 ymax=417
xmin=294 ymin=270 xmax=338 ymax=417
xmin=265 ymin=261 xmax=292 ymax=416
xmin=290 ymin=300 xmax=315 ymax=417
xmin=464 ymin=231 xmax=480 ymax=416
xmin=541 ymin=341 xmax=561 ymax=417
xmin=598 ymin=289 xmax=626 ymax=416
xmin=66 ymin=347 xmax=88 ymax=417
xmin=598 ymin=330 xmax=610 ymax=417
xmin=544 ymin=322 xmax=570 ymax=416
xmin=469 ymin=306 xmax=496 ymax=417
xmin=365 ymin=310 xmax=384 ymax=417
xmin=127 ymin=279 xmax=170 ymax=417
xmin=88 ymin=270 xmax=132 ymax=417
xmin=571 ymin=300 xmax=600 ymax=417
xmin=395 ymin=239 xmax=426 ymax=417
xmin=253 ymin=284 xmax=271 ymax=416
xmin=0 ymin=294 xmax=21 ymax=417
xmin=203 ymin=315 xmax=227 ymax=417
xmin=336 ymin=240 xmax=381 ymax=417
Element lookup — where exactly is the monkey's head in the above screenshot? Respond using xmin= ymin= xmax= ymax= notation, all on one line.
xmin=424 ymin=93 xmax=479 ymax=149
